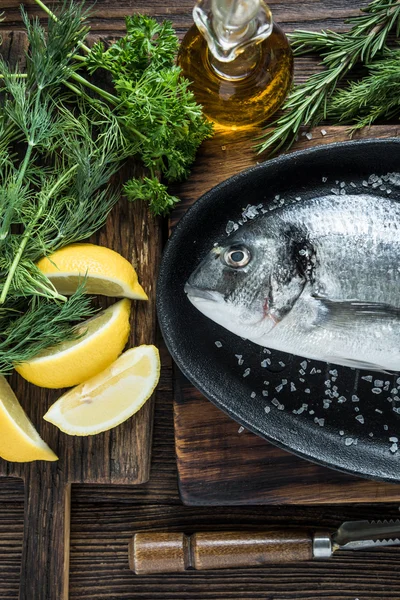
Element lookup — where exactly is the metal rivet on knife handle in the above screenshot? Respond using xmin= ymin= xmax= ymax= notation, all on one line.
xmin=312 ymin=532 xmax=332 ymax=558
xmin=129 ymin=530 xmax=314 ymax=574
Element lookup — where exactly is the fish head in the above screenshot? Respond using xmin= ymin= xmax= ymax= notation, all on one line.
xmin=184 ymin=223 xmax=306 ymax=343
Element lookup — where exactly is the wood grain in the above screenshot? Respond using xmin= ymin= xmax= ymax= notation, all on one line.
xmin=0 ymin=28 xmax=162 ymax=600
xmin=0 ymin=0 xmax=400 ymax=599
xmin=130 ymin=530 xmax=314 ymax=573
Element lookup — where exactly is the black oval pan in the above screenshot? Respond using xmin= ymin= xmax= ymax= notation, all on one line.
xmin=157 ymin=138 xmax=400 ymax=482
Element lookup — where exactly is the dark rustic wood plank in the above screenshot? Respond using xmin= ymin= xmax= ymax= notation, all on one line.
xmin=68 ymin=501 xmax=400 ymax=599
xmin=175 ymin=374 xmax=400 ymax=505
xmin=0 ymin=0 xmax=370 ymax=35
xmin=1 ymin=1 xmax=400 ymax=599
xmin=0 ymin=28 xmax=162 ymax=600
xmin=20 ymin=469 xmax=70 ymax=600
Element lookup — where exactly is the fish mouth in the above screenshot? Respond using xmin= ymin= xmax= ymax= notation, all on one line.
xmin=184 ymin=283 xmax=224 ymax=303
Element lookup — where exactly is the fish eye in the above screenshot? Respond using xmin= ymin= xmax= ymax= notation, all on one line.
xmin=222 ymin=245 xmax=251 ymax=268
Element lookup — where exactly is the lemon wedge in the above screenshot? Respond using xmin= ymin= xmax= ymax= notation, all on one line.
xmin=44 ymin=345 xmax=160 ymax=436
xmin=37 ymin=243 xmax=148 ymax=300
xmin=0 ymin=376 xmax=57 ymax=462
xmin=15 ymin=299 xmax=131 ymax=389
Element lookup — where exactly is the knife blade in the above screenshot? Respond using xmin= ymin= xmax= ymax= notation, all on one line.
xmin=129 ymin=519 xmax=400 ymax=574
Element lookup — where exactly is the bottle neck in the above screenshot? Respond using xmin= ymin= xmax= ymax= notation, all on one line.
xmin=193 ymin=0 xmax=272 ymax=74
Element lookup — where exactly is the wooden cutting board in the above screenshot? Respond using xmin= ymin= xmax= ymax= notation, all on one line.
xmin=171 ymin=122 xmax=400 ymax=507
xmin=0 ymin=31 xmax=162 ymax=599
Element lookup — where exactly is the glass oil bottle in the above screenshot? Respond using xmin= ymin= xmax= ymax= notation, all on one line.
xmin=178 ymin=0 xmax=293 ymax=129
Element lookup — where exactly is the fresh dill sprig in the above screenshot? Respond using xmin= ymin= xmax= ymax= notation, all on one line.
xmin=0 ymin=2 xmax=211 ymax=372
xmin=0 ymin=8 xmax=130 ymax=322
xmin=257 ymin=0 xmax=400 ymax=154
xmin=328 ymin=48 xmax=400 ymax=131
xmin=0 ymin=287 xmax=96 ymax=373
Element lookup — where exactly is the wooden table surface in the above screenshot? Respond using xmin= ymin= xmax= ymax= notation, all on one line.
xmin=2 ymin=1 xmax=400 ymax=599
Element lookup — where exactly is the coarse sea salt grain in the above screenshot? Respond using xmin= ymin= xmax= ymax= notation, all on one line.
xmin=261 ymin=359 xmax=271 ymax=367
xmin=305 ymin=132 xmax=313 ymax=140
xmin=352 ymin=395 xmax=359 ymax=402
xmin=390 ymin=443 xmax=398 ymax=453
xmin=225 ymin=220 xmax=236 ymax=234
xmin=345 ymin=437 xmax=356 ymax=446
xmin=291 ymin=383 xmax=296 ymax=392
xmin=243 ymin=368 xmax=251 ymax=378
xmin=238 ymin=426 xmax=245 ymax=434
xmin=372 ymin=388 xmax=383 ymax=394
xmin=250 ymin=392 xmax=256 ymax=399
xmin=262 ymin=390 xmax=269 ymax=397
xmin=300 ymin=361 xmax=307 ymax=370
xmin=235 ymin=354 xmax=244 ymax=366
xmin=362 ymin=375 xmax=373 ymax=382
xmin=314 ymin=417 xmax=325 ymax=426
xmin=322 ymin=176 xmax=327 ymax=183
xmin=264 ymin=405 xmax=271 ymax=414
xmin=356 ymin=415 xmax=364 ymax=424
xmin=215 ymin=341 xmax=223 ymax=348
xmin=321 ymin=129 xmax=327 ymax=136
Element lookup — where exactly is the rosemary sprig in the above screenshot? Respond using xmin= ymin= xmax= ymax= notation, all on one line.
xmin=328 ymin=48 xmax=400 ymax=131
xmin=257 ymin=0 xmax=400 ymax=154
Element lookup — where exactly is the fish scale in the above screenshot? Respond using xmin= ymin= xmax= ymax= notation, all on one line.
xmin=186 ymin=193 xmax=400 ymax=372
xmin=277 ymin=195 xmax=400 ymax=307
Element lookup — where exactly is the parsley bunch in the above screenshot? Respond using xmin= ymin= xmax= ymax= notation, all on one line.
xmin=36 ymin=4 xmax=213 ymax=215
xmin=85 ymin=16 xmax=213 ymax=214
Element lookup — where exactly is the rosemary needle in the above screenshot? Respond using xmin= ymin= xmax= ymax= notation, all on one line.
xmin=257 ymin=0 xmax=400 ymax=154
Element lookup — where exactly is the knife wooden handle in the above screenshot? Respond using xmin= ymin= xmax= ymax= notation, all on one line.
xmin=129 ymin=530 xmax=313 ymax=574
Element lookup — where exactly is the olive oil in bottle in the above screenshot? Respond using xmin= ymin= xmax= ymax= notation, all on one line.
xmin=178 ymin=0 xmax=293 ymax=129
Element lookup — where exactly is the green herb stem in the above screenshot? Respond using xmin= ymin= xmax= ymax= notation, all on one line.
xmin=34 ymin=0 xmax=91 ymax=55
xmin=69 ymin=71 xmax=119 ymax=105
xmin=257 ymin=0 xmax=400 ymax=154
xmin=0 ymin=164 xmax=78 ymax=305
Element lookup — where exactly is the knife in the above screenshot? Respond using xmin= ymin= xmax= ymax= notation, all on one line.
xmin=129 ymin=519 xmax=400 ymax=574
